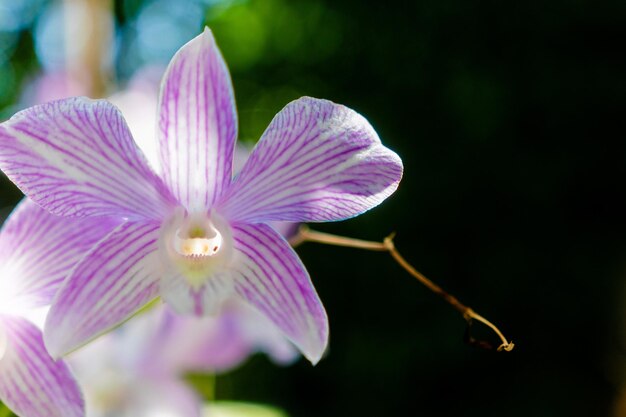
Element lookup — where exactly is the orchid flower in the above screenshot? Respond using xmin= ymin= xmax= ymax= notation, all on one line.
xmin=0 ymin=28 xmax=403 ymax=364
xmin=0 ymin=199 xmax=114 ymax=417
xmin=70 ymin=300 xmax=297 ymax=417
xmin=69 ymin=306 xmax=202 ymax=417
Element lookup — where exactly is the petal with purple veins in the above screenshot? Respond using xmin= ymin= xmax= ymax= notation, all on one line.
xmin=217 ymin=97 xmax=403 ymax=223
xmin=157 ymin=27 xmax=237 ymax=212
xmin=0 ymin=199 xmax=118 ymax=309
xmin=0 ymin=315 xmax=84 ymax=417
xmin=0 ymin=97 xmax=175 ymax=220
xmin=160 ymin=271 xmax=234 ymax=317
xmin=230 ymin=223 xmax=328 ymax=364
xmin=44 ymin=220 xmax=162 ymax=358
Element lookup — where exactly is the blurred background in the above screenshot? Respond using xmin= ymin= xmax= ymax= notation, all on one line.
xmin=1 ymin=0 xmax=625 ymax=416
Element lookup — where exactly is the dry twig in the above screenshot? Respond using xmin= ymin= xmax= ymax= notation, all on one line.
xmin=290 ymin=225 xmax=514 ymax=352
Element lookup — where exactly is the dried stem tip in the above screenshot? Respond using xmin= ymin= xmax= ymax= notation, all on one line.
xmin=291 ymin=225 xmax=514 ymax=352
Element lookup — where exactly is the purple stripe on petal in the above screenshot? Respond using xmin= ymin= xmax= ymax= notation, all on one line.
xmin=44 ymin=220 xmax=162 ymax=358
xmin=0 ymin=315 xmax=84 ymax=417
xmin=0 ymin=199 xmax=118 ymax=308
xmin=157 ymin=27 xmax=237 ymax=212
xmin=160 ymin=271 xmax=234 ymax=317
xmin=230 ymin=223 xmax=328 ymax=364
xmin=217 ymin=97 xmax=403 ymax=223
xmin=0 ymin=97 xmax=176 ymax=220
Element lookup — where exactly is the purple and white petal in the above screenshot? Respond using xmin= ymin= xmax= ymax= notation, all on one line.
xmin=0 ymin=97 xmax=175 ymax=220
xmin=44 ymin=221 xmax=162 ymax=358
xmin=149 ymin=305 xmax=251 ymax=374
xmin=0 ymin=315 xmax=84 ymax=417
xmin=149 ymin=300 xmax=297 ymax=374
xmin=0 ymin=199 xmax=118 ymax=309
xmin=269 ymin=222 xmax=300 ymax=241
xmin=157 ymin=27 xmax=237 ymax=212
xmin=231 ymin=299 xmax=298 ymax=365
xmin=217 ymin=97 xmax=403 ymax=223
xmin=232 ymin=143 xmax=301 ymax=241
xmin=160 ymin=271 xmax=234 ymax=316
xmin=70 ymin=326 xmax=202 ymax=417
xmin=230 ymin=223 xmax=328 ymax=364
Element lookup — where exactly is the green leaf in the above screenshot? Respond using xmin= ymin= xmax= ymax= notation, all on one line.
xmin=203 ymin=401 xmax=289 ymax=417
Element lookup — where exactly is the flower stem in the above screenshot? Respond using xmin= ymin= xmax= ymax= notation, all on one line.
xmin=290 ymin=225 xmax=514 ymax=352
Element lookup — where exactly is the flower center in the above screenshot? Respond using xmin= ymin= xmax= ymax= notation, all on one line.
xmin=160 ymin=209 xmax=233 ymax=289
xmin=173 ymin=221 xmax=222 ymax=258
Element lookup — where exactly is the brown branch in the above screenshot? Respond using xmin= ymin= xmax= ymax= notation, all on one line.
xmin=290 ymin=225 xmax=514 ymax=352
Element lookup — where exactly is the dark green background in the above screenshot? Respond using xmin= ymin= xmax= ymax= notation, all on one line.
xmin=1 ymin=0 xmax=625 ymax=416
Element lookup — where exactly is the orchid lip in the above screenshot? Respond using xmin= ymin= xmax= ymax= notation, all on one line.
xmin=160 ymin=208 xmax=233 ymax=290
xmin=173 ymin=219 xmax=223 ymax=258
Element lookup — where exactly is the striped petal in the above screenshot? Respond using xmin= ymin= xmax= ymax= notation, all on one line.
xmin=157 ymin=27 xmax=237 ymax=212
xmin=0 ymin=199 xmax=118 ymax=309
xmin=217 ymin=97 xmax=403 ymax=223
xmin=0 ymin=97 xmax=174 ymax=220
xmin=44 ymin=221 xmax=161 ymax=358
xmin=0 ymin=315 xmax=84 ymax=417
xmin=230 ymin=223 xmax=328 ymax=364
xmin=160 ymin=271 xmax=233 ymax=316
